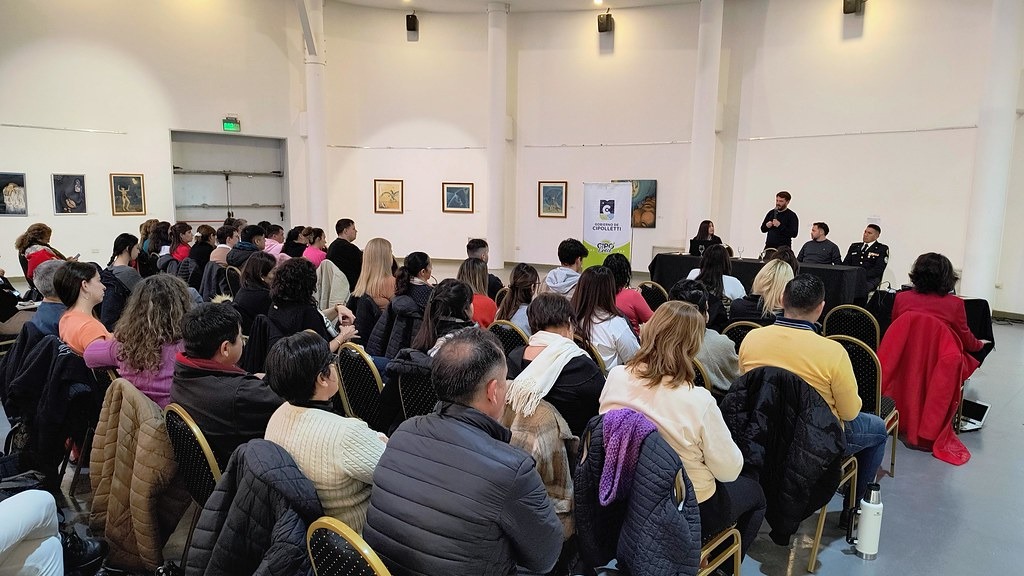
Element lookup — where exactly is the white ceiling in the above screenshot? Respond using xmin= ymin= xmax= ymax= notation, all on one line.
xmin=333 ymin=0 xmax=697 ymax=14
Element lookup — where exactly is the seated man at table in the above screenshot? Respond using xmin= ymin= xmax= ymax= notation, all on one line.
xmin=843 ymin=224 xmax=889 ymax=298
xmin=797 ymin=222 xmax=842 ymax=265
xmin=739 ymin=274 xmax=887 ymax=510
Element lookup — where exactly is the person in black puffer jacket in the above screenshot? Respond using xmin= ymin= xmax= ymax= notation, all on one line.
xmin=366 ymin=252 xmax=433 ymax=359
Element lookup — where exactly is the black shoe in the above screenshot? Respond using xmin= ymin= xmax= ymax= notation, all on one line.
xmin=62 ymin=530 xmax=107 ymax=574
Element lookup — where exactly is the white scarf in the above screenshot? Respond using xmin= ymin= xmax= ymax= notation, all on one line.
xmin=508 ymin=331 xmax=586 ymax=417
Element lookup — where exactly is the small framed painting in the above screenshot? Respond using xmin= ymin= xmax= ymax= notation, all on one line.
xmin=0 ymin=173 xmax=27 ymax=216
xmin=538 ymin=181 xmax=567 ymax=218
xmin=53 ymin=174 xmax=86 ymax=214
xmin=374 ymin=179 xmax=404 ymax=214
xmin=442 ymin=182 xmax=474 ymax=213
xmin=110 ymin=173 xmax=146 ymax=216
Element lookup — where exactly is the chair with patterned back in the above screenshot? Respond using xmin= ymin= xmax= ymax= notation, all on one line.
xmin=823 ymin=305 xmax=880 ymax=350
xmin=692 ymin=359 xmax=712 ymax=393
xmin=808 ymin=456 xmax=857 ymax=573
xmin=638 ymin=281 xmax=669 ymax=312
xmin=336 ymin=343 xmax=384 ymax=428
xmin=397 ymin=371 xmax=439 ymax=420
xmin=488 ymin=320 xmax=529 ymax=357
xmin=494 ymin=286 xmax=510 ymax=308
xmin=225 ymin=266 xmax=242 ymax=297
xmin=722 ymin=321 xmax=762 ymax=354
xmin=828 ymin=335 xmax=899 ymax=476
xmin=572 ymin=334 xmax=607 ymax=376
xmin=164 ymin=403 xmax=223 ymax=571
xmin=307 ymin=516 xmax=392 ymax=576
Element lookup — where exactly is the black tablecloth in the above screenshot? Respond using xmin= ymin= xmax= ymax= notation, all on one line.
xmin=648 ymin=254 xmax=866 ymax=314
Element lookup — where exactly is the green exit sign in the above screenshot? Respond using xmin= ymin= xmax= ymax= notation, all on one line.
xmin=222 ymin=117 xmax=240 ymax=132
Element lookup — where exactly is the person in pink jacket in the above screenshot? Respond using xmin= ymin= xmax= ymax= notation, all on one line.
xmin=604 ymin=253 xmax=652 ymax=335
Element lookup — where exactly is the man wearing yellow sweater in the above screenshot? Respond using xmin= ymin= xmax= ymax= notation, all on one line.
xmin=739 ymin=274 xmax=887 ymax=506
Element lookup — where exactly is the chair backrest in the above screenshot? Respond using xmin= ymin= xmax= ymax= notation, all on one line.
xmin=164 ymin=403 xmax=222 ymax=506
xmin=572 ymin=334 xmax=607 ymax=376
xmin=692 ymin=359 xmax=712 ymax=392
xmin=397 ymin=371 xmax=438 ymax=420
xmin=307 ymin=516 xmax=392 ymax=576
xmin=488 ymin=320 xmax=528 ymax=356
xmin=494 ymin=286 xmax=510 ymax=307
xmin=225 ymin=266 xmax=242 ymax=297
xmin=828 ymin=335 xmax=882 ymax=415
xmin=637 ymin=281 xmax=669 ymax=312
xmin=336 ymin=343 xmax=384 ymax=426
xmin=722 ymin=321 xmax=761 ymax=353
xmin=822 ymin=304 xmax=880 ymax=350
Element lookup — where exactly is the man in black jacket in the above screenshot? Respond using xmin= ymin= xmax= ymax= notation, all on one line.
xmin=760 ymin=190 xmax=799 ymax=249
xmin=364 ymin=329 xmax=562 ymax=576
xmin=326 ymin=218 xmax=362 ymax=288
xmin=843 ymin=223 xmax=889 ymax=298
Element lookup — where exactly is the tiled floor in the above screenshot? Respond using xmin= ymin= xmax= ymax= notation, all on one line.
xmin=53 ymin=314 xmax=1024 ymax=575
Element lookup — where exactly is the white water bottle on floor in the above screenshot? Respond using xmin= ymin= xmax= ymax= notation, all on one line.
xmin=851 ymin=483 xmax=883 ymax=560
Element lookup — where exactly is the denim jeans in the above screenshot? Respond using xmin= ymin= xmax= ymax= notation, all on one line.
xmin=844 ymin=412 xmax=888 ymax=503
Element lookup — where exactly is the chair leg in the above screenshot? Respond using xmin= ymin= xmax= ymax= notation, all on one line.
xmin=888 ymin=417 xmax=898 ymax=477
xmin=807 ymin=505 xmax=828 ymax=573
xmin=180 ymin=505 xmax=201 ymax=572
xmin=69 ymin=427 xmax=95 ymax=497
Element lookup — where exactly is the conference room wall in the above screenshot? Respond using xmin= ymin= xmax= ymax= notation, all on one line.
xmin=0 ymin=0 xmax=299 ymax=265
xmin=996 ymin=119 xmax=1024 ymax=314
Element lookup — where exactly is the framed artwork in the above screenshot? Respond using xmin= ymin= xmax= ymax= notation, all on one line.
xmin=538 ymin=181 xmax=567 ymax=218
xmin=52 ymin=174 xmax=86 ymax=214
xmin=0 ymin=172 xmax=27 ymax=216
xmin=614 ymin=179 xmax=658 ymax=228
xmin=442 ymin=182 xmax=474 ymax=213
xmin=374 ymin=179 xmax=403 ymax=214
xmin=109 ymin=173 xmax=146 ymax=216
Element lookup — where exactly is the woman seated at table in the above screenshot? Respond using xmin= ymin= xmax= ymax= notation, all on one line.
xmin=572 ymin=266 xmax=639 ymax=370
xmin=893 ymin=253 xmax=988 ymax=354
xmin=56 ymin=262 xmax=111 ymax=354
xmin=603 ymin=253 xmax=652 ymax=335
xmin=263 ymin=331 xmax=386 ymax=532
xmin=599 ymin=301 xmax=764 ymax=559
xmin=495 ymin=263 xmax=539 ymax=336
xmin=689 ymin=220 xmax=723 ymax=255
xmin=729 ymin=259 xmax=793 ymax=325
xmin=686 ymin=244 xmax=746 ymax=302
xmin=507 ymin=293 xmax=605 ymax=435
xmin=267 ymin=257 xmax=356 ymax=352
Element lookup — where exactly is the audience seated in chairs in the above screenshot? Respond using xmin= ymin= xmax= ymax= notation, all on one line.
xmin=349 ymin=238 xmax=396 ymax=344
xmin=105 ymin=233 xmax=143 ymax=294
xmin=84 ymin=275 xmax=192 ymax=408
xmin=670 ymin=277 xmax=728 ymax=334
xmin=457 ymin=257 xmax=498 ymax=328
xmin=25 ymin=260 xmax=66 ymax=336
xmin=267 ymin=257 xmax=357 ymax=353
xmin=364 ymin=329 xmax=563 ymax=576
xmin=283 ymin=225 xmax=309 ymax=258
xmin=147 ymin=221 xmax=171 ymax=261
xmin=226 ymin=224 xmax=265 ymax=268
xmin=302 ymin=226 xmax=328 ymax=267
xmin=55 ymin=261 xmax=112 ymax=355
xmin=739 ymin=274 xmax=887 ymax=507
xmin=168 ymin=222 xmax=193 ymax=264
xmin=506 ymin=293 xmax=604 ymax=436
xmin=209 ymin=224 xmax=239 ymax=267
xmin=494 ymin=262 xmax=539 ymax=336
xmin=604 ymin=253 xmax=653 ymax=335
xmin=686 ymin=244 xmax=747 ymax=302
xmin=542 ymin=238 xmax=588 ymax=299
xmin=599 ymin=301 xmax=765 ymax=560
xmin=15 ymin=223 xmax=68 ymax=289
xmin=263 ymin=332 xmax=386 ymax=532
xmin=170 ymin=302 xmax=283 ymax=468
xmin=367 ymin=251 xmax=433 ymax=359
xmin=729 ymin=259 xmax=794 ymax=325
xmin=186 ymin=224 xmax=217 ymax=289
xmin=232 ymin=251 xmax=275 ymax=335
xmin=670 ymin=280 xmax=741 ymax=395
xmin=572 ymin=266 xmax=639 ymax=370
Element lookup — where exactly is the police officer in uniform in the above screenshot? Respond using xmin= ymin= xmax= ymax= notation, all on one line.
xmin=843 ymin=223 xmax=889 ymax=299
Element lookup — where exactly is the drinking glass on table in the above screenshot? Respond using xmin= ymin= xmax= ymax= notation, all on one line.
xmin=738 ymin=247 xmax=745 ymax=259
xmin=698 ymin=245 xmax=705 ymax=256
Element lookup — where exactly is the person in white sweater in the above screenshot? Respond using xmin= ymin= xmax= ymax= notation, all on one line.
xmin=599 ymin=301 xmax=765 ymax=559
xmin=263 ymin=331 xmax=386 ymax=533
xmin=571 ymin=266 xmax=639 ymax=369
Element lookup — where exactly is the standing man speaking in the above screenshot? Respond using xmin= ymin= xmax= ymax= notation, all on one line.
xmin=760 ymin=191 xmax=799 ymax=250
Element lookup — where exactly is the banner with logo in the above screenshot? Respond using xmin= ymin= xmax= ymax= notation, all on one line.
xmin=582 ymin=182 xmax=633 ymax=269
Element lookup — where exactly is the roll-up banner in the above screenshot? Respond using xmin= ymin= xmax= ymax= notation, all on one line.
xmin=582 ymin=182 xmax=633 ymax=269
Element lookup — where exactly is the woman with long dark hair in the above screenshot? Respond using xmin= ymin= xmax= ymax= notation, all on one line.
xmin=603 ymin=253 xmax=652 ymax=333
xmin=147 ymin=221 xmax=171 ymax=256
xmin=571 ymin=266 xmax=639 ymax=369
xmin=106 ymin=233 xmax=142 ymax=292
xmin=457 ymin=258 xmax=497 ymax=328
xmin=495 ymin=263 xmax=539 ymax=336
xmin=189 ymin=224 xmax=217 ymax=271
xmin=686 ymin=244 xmax=746 ymax=301
xmin=234 ymin=251 xmax=276 ymax=334
xmin=55 ymin=262 xmax=111 ymax=354
xmin=169 ymin=222 xmax=194 ymax=262
xmin=692 ymin=220 xmax=723 ymax=243
xmin=367 ymin=252 xmax=433 ymax=359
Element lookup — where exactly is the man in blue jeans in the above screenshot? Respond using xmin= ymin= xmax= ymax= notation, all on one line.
xmin=739 ymin=274 xmax=888 ymax=509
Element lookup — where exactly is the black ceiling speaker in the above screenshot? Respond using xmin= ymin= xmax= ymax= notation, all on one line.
xmin=843 ymin=0 xmax=866 ymax=14
xmin=406 ymin=13 xmax=419 ymax=32
xmin=598 ymin=10 xmax=614 ymax=33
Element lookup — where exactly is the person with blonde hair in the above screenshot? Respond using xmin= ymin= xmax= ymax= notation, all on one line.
xmin=85 ymin=275 xmax=193 ymax=407
xmin=352 ymin=238 xmax=396 ymax=311
xmin=457 ymin=258 xmax=497 ymax=328
xmin=730 ymin=259 xmax=794 ymax=323
xmin=600 ymin=301 xmax=765 ymax=559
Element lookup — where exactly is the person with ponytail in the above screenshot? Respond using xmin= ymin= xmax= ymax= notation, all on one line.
xmin=283 ymin=226 xmax=310 ymax=258
xmin=301 ymin=227 xmax=328 ymax=267
xmin=106 ymin=233 xmax=142 ymax=292
xmin=495 ymin=263 xmax=539 ymax=336
xmin=169 ymin=222 xmax=194 ymax=262
xmin=189 ymin=224 xmax=217 ymax=272
xmin=366 ymin=252 xmax=433 ymax=359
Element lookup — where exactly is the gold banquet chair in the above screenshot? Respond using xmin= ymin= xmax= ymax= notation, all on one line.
xmin=638 ymin=281 xmax=670 ymax=312
xmin=307 ymin=517 xmax=392 ymax=576
xmin=823 ymin=305 xmax=880 ymax=350
xmin=489 ymin=320 xmax=529 ymax=357
xmin=336 ymin=343 xmax=385 ymax=426
xmin=722 ymin=321 xmax=762 ymax=354
xmin=807 ymin=456 xmax=857 ymax=573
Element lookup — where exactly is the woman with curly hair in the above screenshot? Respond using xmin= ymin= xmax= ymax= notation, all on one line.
xmin=15 ymin=223 xmax=71 ymax=282
xmin=893 ymin=253 xmax=988 ymax=353
xmin=84 ymin=275 xmax=193 ymax=407
xmin=268 ymin=257 xmax=356 ymax=352
xmin=495 ymin=263 xmax=539 ymax=336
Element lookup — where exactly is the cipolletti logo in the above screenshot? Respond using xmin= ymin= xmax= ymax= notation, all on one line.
xmin=599 ymin=200 xmax=615 ymax=221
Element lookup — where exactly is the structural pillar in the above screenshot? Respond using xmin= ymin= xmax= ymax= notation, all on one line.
xmin=962 ymin=0 xmax=1023 ymax=299
xmin=686 ymin=0 xmax=724 ymax=243
xmin=298 ymin=0 xmax=328 ymax=230
xmin=486 ymin=3 xmax=509 ymax=270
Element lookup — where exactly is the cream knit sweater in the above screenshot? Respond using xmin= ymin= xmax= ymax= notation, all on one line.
xmin=264 ymin=403 xmax=386 ymax=532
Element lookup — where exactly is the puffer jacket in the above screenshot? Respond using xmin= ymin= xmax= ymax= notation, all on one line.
xmin=573 ymin=414 xmax=701 ymax=576
xmin=186 ymin=439 xmax=323 ymax=576
xmin=366 ymin=283 xmax=432 ymax=359
xmin=720 ymin=367 xmax=845 ymax=544
xmin=364 ymin=402 xmax=563 ymax=576
xmin=89 ymin=379 xmax=190 ymax=571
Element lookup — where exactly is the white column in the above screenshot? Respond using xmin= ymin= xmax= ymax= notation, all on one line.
xmin=299 ymin=0 xmax=328 ymax=230
xmin=962 ymin=0 xmax=1023 ymax=299
xmin=686 ymin=0 xmax=724 ymax=244
xmin=486 ymin=3 xmax=508 ymax=270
